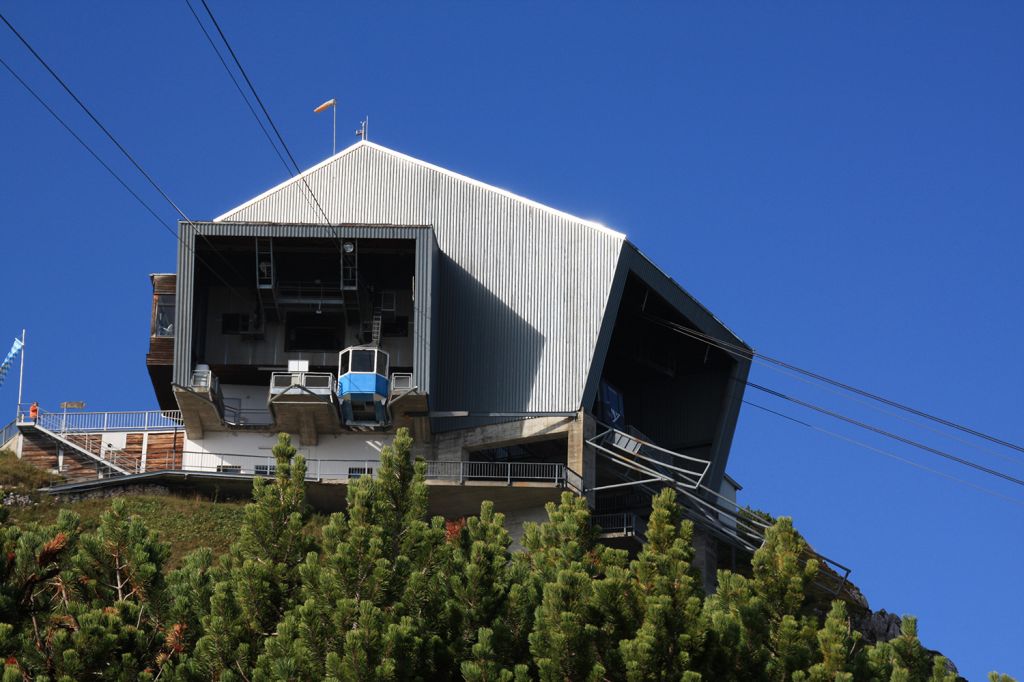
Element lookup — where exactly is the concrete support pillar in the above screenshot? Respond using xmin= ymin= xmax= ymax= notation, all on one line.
xmin=691 ymin=528 xmax=719 ymax=595
xmin=566 ymin=410 xmax=597 ymax=507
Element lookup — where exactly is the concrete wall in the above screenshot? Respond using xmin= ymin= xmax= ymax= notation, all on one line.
xmin=503 ymin=505 xmax=551 ymax=552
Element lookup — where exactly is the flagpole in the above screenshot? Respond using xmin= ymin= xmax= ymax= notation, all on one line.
xmin=15 ymin=328 xmax=25 ymax=419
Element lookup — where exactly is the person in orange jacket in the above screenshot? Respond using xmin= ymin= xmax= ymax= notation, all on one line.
xmin=29 ymin=401 xmax=38 ymax=422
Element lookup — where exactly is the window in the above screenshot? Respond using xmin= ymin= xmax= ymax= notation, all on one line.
xmin=348 ymin=466 xmax=372 ymax=479
xmin=255 ymin=464 xmax=277 ymax=477
xmin=216 ymin=464 xmax=242 ymax=474
xmin=339 ymin=350 xmax=350 ymax=374
xmin=350 ymin=349 xmax=375 ymax=373
xmin=153 ymin=294 xmax=175 ymax=337
xmin=375 ymin=351 xmax=389 ymax=375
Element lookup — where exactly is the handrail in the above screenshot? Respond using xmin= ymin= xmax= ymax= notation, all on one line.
xmin=21 ymin=408 xmax=184 ymax=434
xmin=270 ymin=371 xmax=335 ymax=391
xmin=95 ymin=450 xmax=571 ymax=487
xmin=0 ymin=419 xmax=18 ymax=447
xmin=191 ymin=369 xmax=215 ymax=389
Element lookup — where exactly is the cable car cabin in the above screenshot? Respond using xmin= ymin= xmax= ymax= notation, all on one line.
xmin=338 ymin=347 xmax=390 ymax=427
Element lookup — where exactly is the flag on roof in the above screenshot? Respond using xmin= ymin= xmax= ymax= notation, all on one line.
xmin=0 ymin=337 xmax=24 ymax=388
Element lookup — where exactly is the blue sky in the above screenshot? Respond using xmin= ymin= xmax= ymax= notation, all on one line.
xmin=1 ymin=3 xmax=1021 ymax=678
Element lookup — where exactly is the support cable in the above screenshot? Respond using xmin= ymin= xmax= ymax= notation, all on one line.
xmin=743 ymin=400 xmax=1024 ymax=509
xmin=0 ymin=53 xmax=241 ymax=296
xmin=641 ymin=312 xmax=1024 ymax=456
xmin=182 ymin=0 xmax=291 ymax=175
xmin=648 ymin=314 xmax=1023 ymax=467
xmin=197 ymin=0 xmax=334 ymax=227
xmin=0 ymin=11 xmax=251 ymax=290
xmin=747 ymin=382 xmax=1024 ymax=487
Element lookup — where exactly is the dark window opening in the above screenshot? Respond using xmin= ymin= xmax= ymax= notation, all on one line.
xmin=350 ymin=350 xmax=376 ymax=373
xmin=381 ymin=316 xmax=409 ymax=337
xmin=153 ymin=294 xmax=175 ymax=337
xmin=285 ymin=312 xmax=345 ymax=352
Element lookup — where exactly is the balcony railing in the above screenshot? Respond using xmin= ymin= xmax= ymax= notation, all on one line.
xmin=94 ymin=450 xmax=573 ymax=487
xmin=269 ymin=371 xmax=335 ymax=394
xmin=592 ymin=512 xmax=646 ymax=539
xmin=20 ymin=407 xmax=184 ymax=434
xmin=425 ymin=460 xmax=568 ymax=485
xmin=191 ymin=369 xmax=217 ymax=390
xmin=1 ymin=419 xmax=18 ymax=446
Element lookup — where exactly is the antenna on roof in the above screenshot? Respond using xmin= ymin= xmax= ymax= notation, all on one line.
xmin=313 ymin=98 xmax=337 ymax=154
xmin=355 ymin=116 xmax=368 ymax=141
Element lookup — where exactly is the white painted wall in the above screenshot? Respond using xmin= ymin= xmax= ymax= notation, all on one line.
xmin=718 ymin=475 xmax=740 ymax=529
xmin=99 ymin=432 xmax=127 ymax=460
xmin=183 ymin=430 xmax=393 ymax=479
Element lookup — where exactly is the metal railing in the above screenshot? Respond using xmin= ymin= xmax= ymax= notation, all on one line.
xmin=270 ymin=371 xmax=335 ymax=392
xmin=108 ymin=451 xmax=571 ymax=487
xmin=191 ymin=369 xmax=216 ymax=390
xmin=21 ymin=407 xmax=184 ymax=434
xmin=1 ymin=419 xmax=18 ymax=447
xmin=426 ymin=460 xmax=567 ymax=485
xmin=592 ymin=512 xmax=646 ymax=539
xmin=589 ymin=424 xmax=711 ymax=491
xmin=221 ymin=405 xmax=275 ymax=427
xmin=390 ymin=372 xmax=414 ymax=395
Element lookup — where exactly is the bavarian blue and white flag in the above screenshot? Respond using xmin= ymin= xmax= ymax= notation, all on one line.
xmin=0 ymin=337 xmax=24 ymax=388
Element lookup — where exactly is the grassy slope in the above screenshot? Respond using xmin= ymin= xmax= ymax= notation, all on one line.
xmin=6 ymin=494 xmax=250 ymax=569
xmin=2 ymin=449 xmax=327 ymax=569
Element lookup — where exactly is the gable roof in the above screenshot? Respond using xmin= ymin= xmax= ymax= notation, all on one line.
xmin=215 ymin=140 xmax=625 ymax=241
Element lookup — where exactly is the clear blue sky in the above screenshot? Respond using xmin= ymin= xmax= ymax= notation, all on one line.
xmin=1 ymin=3 xmax=1021 ymax=678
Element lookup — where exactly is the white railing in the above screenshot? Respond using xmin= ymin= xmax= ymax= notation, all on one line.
xmin=27 ymin=408 xmax=184 ymax=434
xmin=592 ymin=512 xmax=645 ymax=539
xmin=191 ymin=369 xmax=216 ymax=390
xmin=1 ymin=419 xmax=17 ymax=447
xmin=390 ymin=372 xmax=414 ymax=396
xmin=269 ymin=372 xmax=335 ymax=393
xmin=221 ymin=405 xmax=275 ymax=427
xmin=120 ymin=452 xmax=570 ymax=487
xmin=424 ymin=460 xmax=567 ymax=485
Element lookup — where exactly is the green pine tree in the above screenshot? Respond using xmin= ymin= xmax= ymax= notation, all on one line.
xmin=253 ymin=427 xmax=454 ymax=681
xmin=620 ymin=488 xmax=705 ymax=681
xmin=523 ymin=492 xmax=633 ymax=681
xmin=190 ymin=432 xmax=313 ymax=680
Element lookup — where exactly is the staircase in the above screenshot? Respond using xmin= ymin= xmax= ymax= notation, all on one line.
xmin=19 ymin=421 xmax=132 ymax=476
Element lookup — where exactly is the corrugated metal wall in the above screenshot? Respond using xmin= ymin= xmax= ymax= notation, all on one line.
xmin=215 ymin=143 xmax=625 ymax=419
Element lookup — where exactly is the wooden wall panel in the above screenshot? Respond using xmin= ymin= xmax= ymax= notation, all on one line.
xmin=19 ymin=432 xmax=99 ymax=482
xmin=144 ymin=431 xmax=184 ymax=471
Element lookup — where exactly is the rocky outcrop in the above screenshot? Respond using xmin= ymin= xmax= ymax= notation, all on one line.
xmin=853 ymin=608 xmax=903 ymax=645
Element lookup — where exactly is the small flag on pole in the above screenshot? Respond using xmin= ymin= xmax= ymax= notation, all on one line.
xmin=0 ymin=337 xmax=24 ymax=388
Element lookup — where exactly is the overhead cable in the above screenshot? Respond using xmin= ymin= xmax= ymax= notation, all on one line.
xmin=0 ymin=11 xmax=250 ymax=289
xmin=197 ymin=0 xmax=333 ymax=226
xmin=743 ymin=400 xmax=1024 ymax=509
xmin=641 ymin=312 xmax=1024 ymax=456
xmin=746 ymin=382 xmax=1024 ymax=487
xmin=0 ymin=53 xmax=241 ymax=295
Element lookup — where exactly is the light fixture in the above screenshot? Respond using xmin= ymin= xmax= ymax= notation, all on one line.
xmin=342 ymin=241 xmax=355 ymax=254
